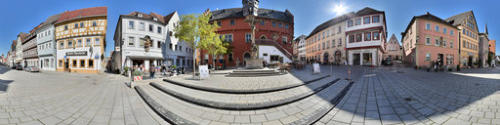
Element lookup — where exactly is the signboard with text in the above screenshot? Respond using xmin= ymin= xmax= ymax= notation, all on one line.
xmin=313 ymin=63 xmax=321 ymax=74
xmin=66 ymin=51 xmax=88 ymax=56
xmin=199 ymin=65 xmax=210 ymax=79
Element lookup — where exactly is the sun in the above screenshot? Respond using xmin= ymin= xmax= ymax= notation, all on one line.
xmin=333 ymin=4 xmax=347 ymax=16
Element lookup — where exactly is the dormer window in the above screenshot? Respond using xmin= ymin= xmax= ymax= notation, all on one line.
xmin=138 ymin=14 xmax=143 ymax=17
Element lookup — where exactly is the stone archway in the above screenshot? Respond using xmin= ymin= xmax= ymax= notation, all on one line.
xmin=323 ymin=52 xmax=329 ymax=64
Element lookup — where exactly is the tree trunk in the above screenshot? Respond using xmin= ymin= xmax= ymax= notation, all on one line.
xmin=212 ymin=54 xmax=216 ymax=70
xmin=193 ymin=50 xmax=196 ymax=78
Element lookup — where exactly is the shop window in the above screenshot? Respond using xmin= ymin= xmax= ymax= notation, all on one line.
xmin=89 ymin=59 xmax=94 ymax=68
xmin=80 ymin=60 xmax=85 ymax=68
xmin=72 ymin=60 xmax=77 ymax=68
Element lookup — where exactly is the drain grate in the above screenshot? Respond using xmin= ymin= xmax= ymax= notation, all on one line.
xmin=404 ymin=97 xmax=413 ymax=102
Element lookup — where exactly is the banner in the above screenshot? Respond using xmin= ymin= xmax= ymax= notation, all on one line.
xmin=313 ymin=63 xmax=321 ymax=74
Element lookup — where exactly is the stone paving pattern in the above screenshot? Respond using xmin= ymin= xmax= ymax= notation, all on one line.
xmin=0 ymin=66 xmax=168 ymax=125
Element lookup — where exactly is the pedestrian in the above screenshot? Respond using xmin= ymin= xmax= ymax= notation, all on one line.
xmin=150 ymin=65 xmax=155 ymax=78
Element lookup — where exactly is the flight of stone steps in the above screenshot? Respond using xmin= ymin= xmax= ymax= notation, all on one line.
xmin=135 ymin=74 xmax=354 ymax=125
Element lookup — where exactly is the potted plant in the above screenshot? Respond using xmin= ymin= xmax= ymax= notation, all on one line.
xmin=123 ymin=66 xmax=130 ymax=76
xmin=132 ymin=70 xmax=143 ymax=81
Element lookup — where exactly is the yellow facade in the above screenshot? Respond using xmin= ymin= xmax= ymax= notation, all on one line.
xmin=458 ymin=25 xmax=479 ymax=67
xmin=55 ymin=16 xmax=107 ymax=73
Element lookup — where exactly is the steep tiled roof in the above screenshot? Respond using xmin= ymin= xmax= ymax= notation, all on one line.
xmin=164 ymin=11 xmax=176 ymax=24
xmin=356 ymin=7 xmax=384 ymax=16
xmin=56 ymin=7 xmax=107 ymax=24
xmin=306 ymin=13 xmax=353 ymax=39
xmin=445 ymin=11 xmax=472 ymax=26
xmin=211 ymin=8 xmax=293 ymax=23
xmin=122 ymin=11 xmax=176 ymax=25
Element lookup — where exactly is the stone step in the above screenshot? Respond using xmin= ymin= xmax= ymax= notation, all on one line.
xmin=163 ymin=74 xmax=330 ymax=94
xmin=232 ymin=69 xmax=276 ymax=73
xmin=136 ymin=80 xmax=353 ymax=125
xmin=150 ymin=76 xmax=341 ymax=110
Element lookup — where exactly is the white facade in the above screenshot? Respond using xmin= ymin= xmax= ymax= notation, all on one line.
xmin=296 ymin=36 xmax=306 ymax=61
xmin=258 ymin=45 xmax=292 ymax=64
xmin=163 ymin=12 xmax=193 ymax=68
xmin=345 ymin=8 xmax=386 ymax=66
xmin=120 ymin=16 xmax=166 ymax=71
xmin=15 ymin=35 xmax=24 ymax=65
xmin=37 ymin=25 xmax=57 ymax=71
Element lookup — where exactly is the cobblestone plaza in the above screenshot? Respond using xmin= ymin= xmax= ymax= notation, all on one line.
xmin=1 ymin=65 xmax=499 ymax=125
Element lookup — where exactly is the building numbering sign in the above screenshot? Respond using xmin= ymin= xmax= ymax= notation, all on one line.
xmin=199 ymin=65 xmax=210 ymax=79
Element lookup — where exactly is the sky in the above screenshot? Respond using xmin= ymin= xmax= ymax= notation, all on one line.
xmin=1 ymin=0 xmax=499 ymax=57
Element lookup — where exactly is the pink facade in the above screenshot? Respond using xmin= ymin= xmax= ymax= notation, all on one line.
xmin=402 ymin=14 xmax=459 ymax=68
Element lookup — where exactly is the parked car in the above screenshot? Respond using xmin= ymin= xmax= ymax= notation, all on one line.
xmin=15 ymin=64 xmax=23 ymax=70
xmin=382 ymin=58 xmax=393 ymax=66
xmin=24 ymin=66 xmax=40 ymax=72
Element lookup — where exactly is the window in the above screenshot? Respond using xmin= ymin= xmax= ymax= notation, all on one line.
xmin=149 ymin=24 xmax=153 ymax=32
xmin=95 ymin=38 xmax=100 ymax=46
xmin=322 ymin=42 xmax=325 ymax=50
xmin=373 ymin=32 xmax=380 ymax=40
xmin=92 ymin=21 xmax=97 ymax=27
xmin=331 ymin=40 xmax=336 ymax=48
xmin=80 ymin=22 xmax=84 ymax=28
xmin=435 ymin=26 xmax=439 ymax=32
xmin=435 ymin=39 xmax=440 ymax=46
xmin=356 ymin=34 xmax=362 ymax=42
xmin=157 ymin=41 xmax=161 ymax=48
xmin=348 ymin=20 xmax=353 ymax=27
xmin=426 ymin=37 xmax=431 ymax=45
xmin=425 ymin=53 xmax=431 ymax=61
xmin=139 ymin=22 xmax=145 ymax=31
xmin=363 ymin=16 xmax=370 ymax=24
xmin=230 ymin=19 xmax=235 ymax=25
xmin=77 ymin=39 xmax=82 ymax=47
xmin=86 ymin=38 xmax=91 ymax=47
xmin=179 ymin=46 xmax=182 ymax=51
xmin=443 ymin=40 xmax=447 ymax=47
xmin=80 ymin=60 xmax=85 ymax=68
xmin=272 ymin=22 xmax=276 ymax=27
xmin=260 ymin=20 xmax=265 ymax=25
xmin=72 ymin=60 xmax=77 ymax=68
xmin=426 ymin=23 xmax=431 ymax=30
xmin=338 ymin=38 xmax=342 ymax=47
xmin=322 ymin=32 xmax=325 ymax=39
xmin=349 ymin=35 xmax=355 ymax=43
xmin=338 ymin=26 xmax=341 ymax=34
xmin=450 ymin=30 xmax=454 ymax=36
xmin=169 ymin=44 xmax=172 ymax=50
xmin=364 ymin=32 xmax=372 ymax=41
xmin=217 ymin=21 xmax=222 ymax=26
xmin=88 ymin=59 xmax=94 ymax=68
xmin=282 ymin=36 xmax=287 ymax=44
xmin=58 ymin=60 xmax=63 ymax=67
xmin=285 ymin=24 xmax=289 ymax=29
xmin=157 ymin=27 xmax=162 ymax=34
xmin=372 ymin=15 xmax=380 ymax=23
xmin=64 ymin=25 xmax=68 ymax=30
xmin=59 ymin=42 xmax=64 ymax=49
xmin=278 ymin=23 xmax=282 ymax=28
xmin=450 ymin=41 xmax=454 ymax=48
xmin=128 ymin=37 xmax=135 ymax=46
xmin=68 ymin=40 xmax=73 ymax=48
xmin=74 ymin=23 xmax=78 ymax=28
xmin=355 ymin=18 xmax=361 ymax=25
xmin=224 ymin=34 xmax=233 ymax=42
xmin=463 ymin=40 xmax=466 ymax=48
xmin=443 ymin=28 xmax=447 ymax=34
xmin=245 ymin=33 xmax=252 ymax=43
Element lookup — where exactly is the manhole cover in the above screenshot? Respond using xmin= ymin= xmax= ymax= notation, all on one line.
xmin=404 ymin=97 xmax=413 ymax=102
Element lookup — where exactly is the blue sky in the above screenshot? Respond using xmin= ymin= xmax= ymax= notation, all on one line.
xmin=1 ymin=0 xmax=499 ymax=56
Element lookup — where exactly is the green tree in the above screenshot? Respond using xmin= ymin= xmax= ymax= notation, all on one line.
xmin=174 ymin=12 xmax=227 ymax=76
xmin=197 ymin=12 xmax=227 ymax=70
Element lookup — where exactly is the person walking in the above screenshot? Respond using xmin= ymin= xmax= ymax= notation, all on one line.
xmin=150 ymin=65 xmax=156 ymax=79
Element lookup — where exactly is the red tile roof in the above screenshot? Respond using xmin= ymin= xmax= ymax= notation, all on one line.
xmin=56 ymin=7 xmax=107 ymax=24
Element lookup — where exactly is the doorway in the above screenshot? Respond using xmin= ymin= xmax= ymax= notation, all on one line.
xmin=353 ymin=53 xmax=360 ymax=65
xmin=64 ymin=59 xmax=69 ymax=72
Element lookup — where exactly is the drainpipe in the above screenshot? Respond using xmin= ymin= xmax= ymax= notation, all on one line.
xmin=458 ymin=26 xmax=462 ymax=71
